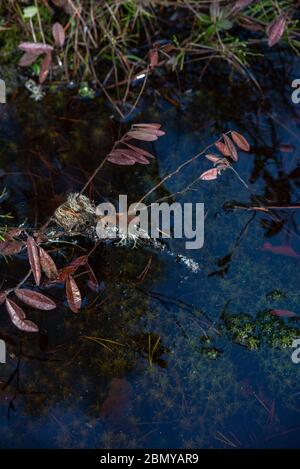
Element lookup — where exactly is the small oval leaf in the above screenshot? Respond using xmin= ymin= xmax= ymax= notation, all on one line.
xmin=199 ymin=168 xmax=219 ymax=181
xmin=18 ymin=42 xmax=53 ymax=53
xmin=231 ymin=131 xmax=250 ymax=151
xmin=270 ymin=309 xmax=298 ymax=318
xmin=27 ymin=236 xmax=41 ymax=286
xmin=5 ymin=298 xmax=39 ymax=332
xmin=52 ymin=22 xmax=65 ymax=47
xmin=215 ymin=141 xmax=230 ymax=157
xmin=223 ymin=134 xmax=238 ymax=161
xmin=267 ymin=15 xmax=286 ymax=47
xmin=39 ymin=53 xmax=52 ymax=84
xmin=39 ymin=247 xmax=58 ymax=280
xmin=15 ymin=289 xmax=56 ymax=311
xmin=66 ymin=275 xmax=82 ymax=313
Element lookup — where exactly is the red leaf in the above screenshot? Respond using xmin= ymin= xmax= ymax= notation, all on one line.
xmin=231 ymin=131 xmax=250 ymax=152
xmin=215 ymin=141 xmax=231 ymax=157
xmin=262 ymin=242 xmax=300 ymax=258
xmin=86 ymin=263 xmax=98 ymax=292
xmin=0 ymin=291 xmax=7 ymax=305
xmin=223 ymin=134 xmax=238 ymax=161
xmin=15 ymin=289 xmax=56 ymax=311
xmin=27 ymin=236 xmax=41 ymax=286
xmin=270 ymin=309 xmax=298 ymax=318
xmin=267 ymin=15 xmax=286 ymax=47
xmin=5 ymin=298 xmax=39 ymax=332
xmin=126 ymin=130 xmax=164 ymax=141
xmin=4 ymin=228 xmax=23 ymax=239
xmin=109 ymin=149 xmax=150 ymax=165
xmin=19 ymin=51 xmax=42 ymax=67
xmin=107 ymin=151 xmax=136 ymax=166
xmin=19 ymin=42 xmax=53 ymax=53
xmin=39 ymin=247 xmax=58 ymax=280
xmin=55 ymin=256 xmax=88 ymax=283
xmin=66 ymin=275 xmax=82 ymax=313
xmin=0 ymin=240 xmax=24 ymax=255
xmin=149 ymin=49 xmax=158 ymax=69
xmin=199 ymin=168 xmax=219 ymax=181
xmin=52 ymin=22 xmax=65 ymax=47
xmin=205 ymin=154 xmax=224 ymax=163
xmin=123 ymin=142 xmax=155 ymax=158
xmin=132 ymin=123 xmax=161 ymax=130
xmin=39 ymin=53 xmax=52 ymax=84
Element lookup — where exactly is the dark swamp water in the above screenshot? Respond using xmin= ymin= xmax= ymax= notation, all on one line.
xmin=1 ymin=50 xmax=300 ymax=449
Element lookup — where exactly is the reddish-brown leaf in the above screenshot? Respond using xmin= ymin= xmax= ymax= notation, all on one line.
xmin=39 ymin=247 xmax=58 ymax=280
xmin=19 ymin=51 xmax=42 ymax=67
xmin=205 ymin=154 xmax=223 ymax=163
xmin=0 ymin=240 xmax=24 ymax=255
xmin=5 ymin=298 xmax=39 ymax=332
xmin=66 ymin=275 xmax=82 ymax=313
xmin=223 ymin=134 xmax=238 ymax=161
xmin=132 ymin=123 xmax=161 ymax=130
xmin=27 ymin=236 xmax=41 ymax=286
xmin=0 ymin=291 xmax=7 ymax=305
xmin=69 ymin=255 xmax=88 ymax=268
xmin=109 ymin=149 xmax=150 ymax=165
xmin=267 ymin=15 xmax=286 ymax=47
xmin=52 ymin=22 xmax=65 ymax=47
xmin=0 ymin=227 xmax=24 ymax=255
xmin=123 ymin=142 xmax=155 ymax=158
xmin=107 ymin=152 xmax=136 ymax=166
xmin=15 ymin=289 xmax=56 ymax=311
xmin=86 ymin=263 xmax=98 ymax=292
xmin=55 ymin=256 xmax=88 ymax=283
xmin=149 ymin=49 xmax=158 ymax=69
xmin=215 ymin=141 xmax=231 ymax=157
xmin=126 ymin=130 xmax=164 ymax=141
xmin=231 ymin=131 xmax=250 ymax=152
xmin=270 ymin=309 xmax=298 ymax=318
xmin=19 ymin=42 xmax=53 ymax=53
xmin=39 ymin=53 xmax=52 ymax=84
xmin=199 ymin=168 xmax=219 ymax=181
xmin=4 ymin=228 xmax=23 ymax=240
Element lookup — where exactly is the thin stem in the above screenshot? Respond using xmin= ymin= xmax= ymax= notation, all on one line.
xmin=229 ymin=166 xmax=249 ymax=189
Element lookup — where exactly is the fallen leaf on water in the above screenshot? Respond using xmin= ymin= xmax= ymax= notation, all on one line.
xmin=270 ymin=309 xmax=298 ymax=318
xmin=261 ymin=242 xmax=300 ymax=258
xmin=101 ymin=378 xmax=133 ymax=423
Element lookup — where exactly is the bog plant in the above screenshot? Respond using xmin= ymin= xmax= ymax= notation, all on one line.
xmin=0 ymin=124 xmax=251 ymax=333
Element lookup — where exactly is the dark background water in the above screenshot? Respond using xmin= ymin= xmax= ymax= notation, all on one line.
xmin=1 ymin=49 xmax=300 ymax=448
